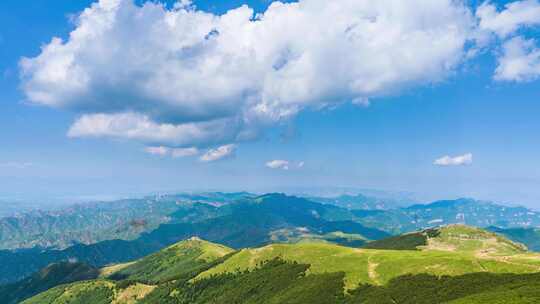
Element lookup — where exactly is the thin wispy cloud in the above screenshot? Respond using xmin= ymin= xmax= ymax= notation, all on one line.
xmin=144 ymin=146 xmax=169 ymax=156
xmin=200 ymin=144 xmax=236 ymax=162
xmin=266 ymin=160 xmax=304 ymax=170
xmin=145 ymin=146 xmax=199 ymax=158
xmin=0 ymin=162 xmax=33 ymax=169
xmin=434 ymin=153 xmax=473 ymax=167
xmin=266 ymin=160 xmax=290 ymax=170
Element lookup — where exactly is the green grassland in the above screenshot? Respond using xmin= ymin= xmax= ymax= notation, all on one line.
xmin=0 ymin=262 xmax=100 ymax=304
xmin=107 ymin=237 xmax=233 ymax=284
xmin=197 ymin=225 xmax=539 ymax=289
xmin=22 ymin=225 xmax=540 ymax=303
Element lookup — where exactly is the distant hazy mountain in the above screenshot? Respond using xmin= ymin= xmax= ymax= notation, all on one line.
xmin=0 ymin=193 xmax=388 ymax=284
xmin=353 ymin=198 xmax=540 ymax=236
xmin=308 ymin=193 xmax=412 ymax=210
xmin=2 ymin=192 xmax=540 ymax=285
xmin=0 ymin=199 xmax=180 ymax=250
xmin=0 ymin=192 xmax=255 ymax=251
xmin=487 ymin=226 xmax=540 ymax=252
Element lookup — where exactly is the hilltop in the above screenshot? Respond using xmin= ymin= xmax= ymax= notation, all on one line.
xmin=2 ymin=238 xmax=231 ymax=304
xmin=488 ymin=226 xmax=540 ymax=252
xmin=21 ymin=225 xmax=540 ymax=303
xmin=107 ymin=237 xmax=234 ymax=283
xmin=363 ymin=224 xmax=527 ymax=254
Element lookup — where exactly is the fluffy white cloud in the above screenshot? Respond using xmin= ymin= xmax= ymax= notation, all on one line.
xmin=266 ymin=160 xmax=290 ymax=170
xmin=495 ymin=36 xmax=540 ymax=81
xmin=20 ymin=0 xmax=477 ymax=150
xmin=476 ymin=1 xmax=540 ymax=81
xmin=477 ymin=0 xmax=540 ymax=37
xmin=67 ymin=112 xmax=242 ymax=147
xmin=199 ymin=144 xmax=236 ymax=162
xmin=434 ymin=153 xmax=473 ymax=166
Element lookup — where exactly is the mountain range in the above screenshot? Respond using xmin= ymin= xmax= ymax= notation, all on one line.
xmin=7 ymin=225 xmax=540 ymax=303
xmin=1 ymin=192 xmax=540 ymax=302
xmin=0 ymin=193 xmax=389 ymax=284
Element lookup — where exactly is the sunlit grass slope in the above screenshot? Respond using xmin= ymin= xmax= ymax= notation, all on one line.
xmin=22 ymin=225 xmax=540 ymax=303
xmin=106 ymin=237 xmax=233 ymax=283
xmin=197 ymin=225 xmax=539 ymax=289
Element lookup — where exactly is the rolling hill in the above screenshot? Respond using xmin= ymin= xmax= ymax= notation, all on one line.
xmin=0 ymin=262 xmax=99 ymax=304
xmin=21 ymin=225 xmax=540 ymax=303
xmin=488 ymin=226 xmax=540 ymax=252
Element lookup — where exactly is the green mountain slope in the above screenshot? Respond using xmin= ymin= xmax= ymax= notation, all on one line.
xmin=0 ymin=262 xmax=99 ymax=304
xmin=196 ymin=237 xmax=537 ymax=289
xmin=108 ymin=237 xmax=234 ymax=283
xmin=363 ymin=225 xmax=528 ymax=254
xmin=23 ymin=226 xmax=540 ymax=303
xmin=488 ymin=226 xmax=540 ymax=252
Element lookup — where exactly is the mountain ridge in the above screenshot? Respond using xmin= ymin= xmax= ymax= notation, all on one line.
xmin=20 ymin=225 xmax=540 ymax=303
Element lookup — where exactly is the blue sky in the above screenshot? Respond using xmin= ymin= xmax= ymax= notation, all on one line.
xmin=1 ymin=0 xmax=540 ymax=207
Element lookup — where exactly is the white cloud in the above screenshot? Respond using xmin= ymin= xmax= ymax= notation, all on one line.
xmin=265 ymin=160 xmax=304 ymax=170
xmin=20 ymin=0 xmax=477 ymax=151
xmin=477 ymin=0 xmax=540 ymax=37
xmin=495 ymin=36 xmax=540 ymax=81
xmin=475 ymin=1 xmax=540 ymax=81
xmin=434 ymin=153 xmax=473 ymax=166
xmin=144 ymin=146 xmax=169 ymax=156
xmin=199 ymin=144 xmax=236 ymax=162
xmin=0 ymin=162 xmax=33 ymax=169
xmin=171 ymin=147 xmax=199 ymax=158
xmin=266 ymin=160 xmax=290 ymax=170
xmin=67 ymin=112 xmax=241 ymax=147
xmin=144 ymin=146 xmax=199 ymax=157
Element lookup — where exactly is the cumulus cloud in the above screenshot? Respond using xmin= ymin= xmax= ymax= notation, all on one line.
xmin=476 ymin=1 xmax=540 ymax=81
xmin=434 ymin=153 xmax=473 ymax=166
xmin=20 ymin=0 xmax=477 ymax=151
xmin=199 ymin=144 xmax=236 ymax=162
xmin=67 ymin=112 xmax=242 ymax=148
xmin=495 ymin=36 xmax=540 ymax=81
xmin=477 ymin=0 xmax=540 ymax=37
